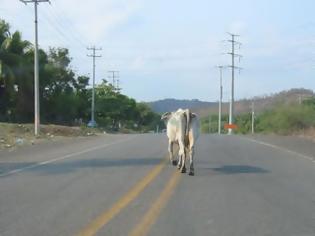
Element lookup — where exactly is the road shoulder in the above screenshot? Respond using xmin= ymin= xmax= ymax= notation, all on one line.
xmin=243 ymin=134 xmax=315 ymax=162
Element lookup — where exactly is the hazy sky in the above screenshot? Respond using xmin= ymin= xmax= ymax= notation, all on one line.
xmin=1 ymin=0 xmax=315 ymax=102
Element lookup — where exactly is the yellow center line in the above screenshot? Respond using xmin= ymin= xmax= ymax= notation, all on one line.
xmin=77 ymin=157 xmax=168 ymax=236
xmin=128 ymin=170 xmax=182 ymax=236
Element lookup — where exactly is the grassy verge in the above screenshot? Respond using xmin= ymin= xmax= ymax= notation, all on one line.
xmin=200 ymin=97 xmax=315 ymax=137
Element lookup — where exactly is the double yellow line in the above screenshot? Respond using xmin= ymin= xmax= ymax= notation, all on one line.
xmin=128 ymin=170 xmax=181 ymax=236
xmin=78 ymin=156 xmax=181 ymax=236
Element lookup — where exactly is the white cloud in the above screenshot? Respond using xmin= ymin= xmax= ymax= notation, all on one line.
xmin=51 ymin=0 xmax=143 ymax=43
xmin=227 ymin=21 xmax=247 ymax=35
xmin=129 ymin=56 xmax=145 ymax=70
xmin=1 ymin=0 xmax=24 ymax=13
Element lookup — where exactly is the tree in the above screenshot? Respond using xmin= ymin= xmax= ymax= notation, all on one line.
xmin=74 ymin=75 xmax=90 ymax=122
xmin=41 ymin=47 xmax=78 ymax=124
xmin=0 ymin=18 xmax=161 ymax=131
xmin=95 ymin=80 xmax=134 ymax=129
xmin=0 ymin=19 xmax=32 ymax=122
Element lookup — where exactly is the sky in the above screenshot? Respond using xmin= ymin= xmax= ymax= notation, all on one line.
xmin=1 ymin=0 xmax=315 ymax=102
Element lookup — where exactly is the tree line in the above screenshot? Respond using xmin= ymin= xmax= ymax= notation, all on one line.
xmin=0 ymin=19 xmax=162 ymax=132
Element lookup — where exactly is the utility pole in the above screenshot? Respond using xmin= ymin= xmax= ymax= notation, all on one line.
xmin=298 ymin=94 xmax=307 ymax=105
xmin=87 ymin=46 xmax=102 ymax=127
xmin=216 ymin=66 xmax=224 ymax=134
xmin=209 ymin=115 xmax=211 ymax=133
xmin=226 ymin=33 xmax=242 ymax=135
xmin=251 ymin=101 xmax=255 ymax=134
xmin=20 ymin=0 xmax=50 ymax=135
xmin=108 ymin=70 xmax=120 ymax=93
xmin=116 ymin=78 xmax=121 ymax=93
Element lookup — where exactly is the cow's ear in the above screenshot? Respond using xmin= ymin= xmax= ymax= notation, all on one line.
xmin=161 ymin=112 xmax=171 ymax=120
xmin=191 ymin=113 xmax=197 ymax=118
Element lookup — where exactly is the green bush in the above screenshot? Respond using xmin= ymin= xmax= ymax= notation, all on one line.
xmin=256 ymin=104 xmax=315 ymax=134
xmin=234 ymin=113 xmax=252 ymax=134
xmin=213 ymin=98 xmax=315 ymax=135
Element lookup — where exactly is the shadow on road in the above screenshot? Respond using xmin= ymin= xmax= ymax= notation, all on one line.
xmin=212 ymin=165 xmax=269 ymax=174
xmin=196 ymin=165 xmax=269 ymax=176
xmin=0 ymin=163 xmax=36 ymax=175
xmin=0 ymin=157 xmax=163 ymax=176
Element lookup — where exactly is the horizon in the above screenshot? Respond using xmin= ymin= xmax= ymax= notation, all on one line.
xmin=146 ymin=87 xmax=314 ymax=103
xmin=2 ymin=0 xmax=315 ymax=102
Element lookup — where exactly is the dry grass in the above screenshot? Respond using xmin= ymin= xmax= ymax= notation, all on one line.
xmin=294 ymin=127 xmax=315 ymax=142
xmin=0 ymin=123 xmax=98 ymax=149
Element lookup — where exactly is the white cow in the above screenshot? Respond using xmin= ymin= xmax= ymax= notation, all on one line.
xmin=161 ymin=109 xmax=200 ymax=175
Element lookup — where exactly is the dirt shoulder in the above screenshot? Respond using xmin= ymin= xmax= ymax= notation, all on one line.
xmin=0 ymin=123 xmax=100 ymax=150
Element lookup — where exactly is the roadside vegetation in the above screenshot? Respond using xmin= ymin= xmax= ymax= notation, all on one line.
xmin=2 ymin=17 xmax=315 ymax=140
xmin=0 ymin=123 xmax=101 ymax=149
xmin=201 ymin=97 xmax=315 ymax=135
xmin=0 ymin=19 xmax=162 ymax=133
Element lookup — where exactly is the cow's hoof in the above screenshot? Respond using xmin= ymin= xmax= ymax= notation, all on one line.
xmin=172 ymin=160 xmax=178 ymax=166
xmin=181 ymin=168 xmax=186 ymax=173
xmin=188 ymin=171 xmax=194 ymax=176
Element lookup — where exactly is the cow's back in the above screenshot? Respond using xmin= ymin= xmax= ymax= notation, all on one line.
xmin=166 ymin=110 xmax=186 ymax=142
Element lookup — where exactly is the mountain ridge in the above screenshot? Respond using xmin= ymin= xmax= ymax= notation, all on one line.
xmin=147 ymin=88 xmax=315 ymax=118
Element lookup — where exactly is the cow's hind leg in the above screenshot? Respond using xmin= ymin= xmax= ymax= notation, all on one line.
xmin=178 ymin=142 xmax=186 ymax=173
xmin=188 ymin=145 xmax=195 ymax=176
xmin=177 ymin=149 xmax=182 ymax=170
xmin=168 ymin=141 xmax=177 ymax=166
xmin=180 ymin=155 xmax=186 ymax=173
xmin=177 ymin=156 xmax=181 ymax=169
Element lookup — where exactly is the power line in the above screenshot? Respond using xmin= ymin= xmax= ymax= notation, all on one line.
xmin=40 ymin=6 xmax=86 ymax=50
xmin=24 ymin=3 xmax=86 ymax=54
xmin=24 ymin=3 xmax=91 ymax=89
xmin=20 ymin=0 xmax=50 ymax=136
xmin=51 ymin=0 xmax=88 ymax=39
xmin=44 ymin=3 xmax=87 ymax=48
xmin=87 ymin=46 xmax=102 ymax=127
xmin=40 ymin=10 xmax=78 ymax=47
xmin=23 ymin=4 xmax=68 ymax=48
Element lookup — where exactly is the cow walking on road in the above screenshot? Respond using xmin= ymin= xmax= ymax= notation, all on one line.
xmin=161 ymin=109 xmax=200 ymax=176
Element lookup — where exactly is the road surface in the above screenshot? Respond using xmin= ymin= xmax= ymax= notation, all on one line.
xmin=0 ymin=134 xmax=314 ymax=236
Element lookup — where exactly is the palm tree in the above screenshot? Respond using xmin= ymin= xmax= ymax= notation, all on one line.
xmin=0 ymin=19 xmax=32 ymax=121
xmin=0 ymin=19 xmax=14 ymax=120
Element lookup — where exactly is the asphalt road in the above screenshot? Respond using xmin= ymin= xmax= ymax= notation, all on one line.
xmin=0 ymin=134 xmax=314 ymax=236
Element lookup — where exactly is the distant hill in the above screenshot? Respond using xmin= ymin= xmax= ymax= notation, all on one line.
xmin=148 ymin=88 xmax=315 ymax=118
xmin=147 ymin=99 xmax=216 ymax=114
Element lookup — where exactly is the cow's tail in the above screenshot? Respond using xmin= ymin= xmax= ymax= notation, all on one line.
xmin=185 ymin=109 xmax=190 ymax=136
